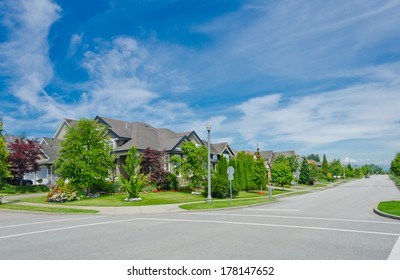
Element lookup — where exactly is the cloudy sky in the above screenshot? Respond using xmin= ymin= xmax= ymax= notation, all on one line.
xmin=1 ymin=0 xmax=400 ymax=167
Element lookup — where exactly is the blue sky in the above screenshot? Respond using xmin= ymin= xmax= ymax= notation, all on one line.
xmin=1 ymin=0 xmax=400 ymax=167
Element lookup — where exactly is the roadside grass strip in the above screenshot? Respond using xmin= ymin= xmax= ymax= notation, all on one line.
xmin=378 ymin=201 xmax=400 ymax=217
xmin=180 ymin=197 xmax=274 ymax=210
xmin=0 ymin=203 xmax=98 ymax=214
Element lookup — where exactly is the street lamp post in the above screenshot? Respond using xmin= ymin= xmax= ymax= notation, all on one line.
xmin=206 ymin=123 xmax=212 ymax=203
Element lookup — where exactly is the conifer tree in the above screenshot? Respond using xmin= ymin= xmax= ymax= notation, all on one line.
xmin=253 ymin=157 xmax=267 ymax=193
xmin=320 ymin=154 xmax=330 ymax=177
xmin=120 ymin=146 xmax=147 ymax=198
xmin=299 ymin=157 xmax=312 ymax=185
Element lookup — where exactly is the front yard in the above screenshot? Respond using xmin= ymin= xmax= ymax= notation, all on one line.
xmin=19 ymin=190 xmax=281 ymax=207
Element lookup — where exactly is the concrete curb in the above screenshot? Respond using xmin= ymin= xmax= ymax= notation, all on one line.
xmin=373 ymin=206 xmax=400 ymax=221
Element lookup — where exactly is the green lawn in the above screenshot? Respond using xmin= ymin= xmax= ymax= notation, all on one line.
xmin=0 ymin=203 xmax=98 ymax=214
xmin=377 ymin=201 xmax=400 ymax=217
xmin=19 ymin=190 xmax=287 ymax=207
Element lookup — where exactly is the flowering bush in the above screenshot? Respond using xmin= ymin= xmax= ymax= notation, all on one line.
xmin=47 ymin=186 xmax=81 ymax=203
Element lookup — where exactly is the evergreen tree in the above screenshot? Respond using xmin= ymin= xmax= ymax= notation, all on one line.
xmin=309 ymin=163 xmax=319 ymax=183
xmin=320 ymin=154 xmax=330 ymax=177
xmin=299 ymin=157 xmax=312 ymax=185
xmin=120 ymin=146 xmax=147 ymax=198
xmin=306 ymin=154 xmax=320 ymax=162
xmin=253 ymin=157 xmax=267 ymax=192
xmin=206 ymin=156 xmax=239 ymax=198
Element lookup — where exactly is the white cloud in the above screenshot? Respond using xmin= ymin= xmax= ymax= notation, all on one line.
xmin=67 ymin=33 xmax=83 ymax=57
xmin=234 ymin=63 xmax=400 ymax=149
xmin=0 ymin=0 xmax=62 ymax=122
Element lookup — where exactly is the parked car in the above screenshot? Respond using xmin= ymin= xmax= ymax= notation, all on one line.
xmin=6 ymin=177 xmax=33 ymax=186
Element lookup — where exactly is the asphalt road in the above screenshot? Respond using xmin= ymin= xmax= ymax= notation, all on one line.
xmin=0 ymin=175 xmax=399 ymax=260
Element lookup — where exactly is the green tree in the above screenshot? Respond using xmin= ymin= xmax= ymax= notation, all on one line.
xmin=390 ymin=153 xmax=400 ymax=176
xmin=171 ymin=142 xmax=207 ymax=191
xmin=345 ymin=164 xmax=354 ymax=178
xmin=236 ymin=151 xmax=256 ymax=191
xmin=272 ymin=154 xmax=299 ymax=173
xmin=309 ymin=163 xmax=319 ymax=183
xmin=330 ymin=159 xmax=343 ymax=177
xmin=271 ymin=162 xmax=294 ymax=190
xmin=120 ymin=146 xmax=147 ymax=198
xmin=0 ymin=122 xmax=10 ymax=189
xmin=306 ymin=154 xmax=320 ymax=162
xmin=320 ymin=154 xmax=330 ymax=177
xmin=253 ymin=157 xmax=267 ymax=193
xmin=55 ymin=119 xmax=115 ymax=194
xmin=299 ymin=157 xmax=312 ymax=185
xmin=205 ymin=156 xmax=239 ymax=198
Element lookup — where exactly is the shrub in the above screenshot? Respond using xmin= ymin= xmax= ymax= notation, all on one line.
xmin=47 ymin=184 xmax=81 ymax=203
xmin=204 ymin=176 xmax=239 ymax=199
xmin=160 ymin=172 xmax=179 ymax=191
xmin=1 ymin=184 xmax=17 ymax=194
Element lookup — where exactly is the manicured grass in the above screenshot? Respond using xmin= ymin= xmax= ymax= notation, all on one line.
xmin=377 ymin=201 xmax=400 ymax=217
xmin=180 ymin=197 xmax=274 ymax=210
xmin=0 ymin=203 xmax=98 ymax=214
xmin=20 ymin=191 xmax=206 ymax=206
xmin=19 ymin=190 xmax=287 ymax=207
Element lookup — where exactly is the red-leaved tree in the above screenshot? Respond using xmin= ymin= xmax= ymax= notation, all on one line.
xmin=141 ymin=147 xmax=163 ymax=182
xmin=7 ymin=138 xmax=41 ymax=185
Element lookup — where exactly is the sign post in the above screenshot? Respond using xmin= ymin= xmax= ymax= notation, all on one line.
xmin=227 ymin=166 xmax=235 ymax=204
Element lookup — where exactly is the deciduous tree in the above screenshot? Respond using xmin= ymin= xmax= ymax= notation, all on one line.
xmin=390 ymin=153 xmax=400 ymax=176
xmin=7 ymin=138 xmax=40 ymax=185
xmin=0 ymin=122 xmax=10 ymax=188
xmin=271 ymin=162 xmax=293 ymax=190
xmin=171 ymin=142 xmax=207 ymax=191
xmin=55 ymin=119 xmax=115 ymax=193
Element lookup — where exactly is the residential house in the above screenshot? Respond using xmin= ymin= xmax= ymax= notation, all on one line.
xmin=257 ymin=150 xmax=297 ymax=183
xmin=95 ymin=116 xmax=207 ymax=178
xmin=35 ymin=119 xmax=77 ymax=185
xmin=203 ymin=141 xmax=236 ymax=169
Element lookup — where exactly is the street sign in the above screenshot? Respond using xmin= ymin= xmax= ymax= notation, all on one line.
xmin=227 ymin=166 xmax=235 ymax=175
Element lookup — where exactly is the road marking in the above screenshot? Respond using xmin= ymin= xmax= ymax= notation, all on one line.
xmin=0 ymin=218 xmax=140 ymax=240
xmin=139 ymin=217 xmax=400 ymax=236
xmin=0 ymin=216 xmax=107 ymax=229
xmin=388 ymin=236 xmax=400 ymax=260
xmin=245 ymin=208 xmax=300 ymax=212
xmin=184 ymin=212 xmax=400 ymax=225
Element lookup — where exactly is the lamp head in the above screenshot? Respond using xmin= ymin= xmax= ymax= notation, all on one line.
xmin=206 ymin=122 xmax=211 ymax=132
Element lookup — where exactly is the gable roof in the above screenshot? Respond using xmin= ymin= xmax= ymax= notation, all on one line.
xmin=38 ymin=137 xmax=62 ymax=165
xmin=53 ymin=118 xmax=78 ymax=139
xmin=96 ymin=116 xmax=202 ymax=153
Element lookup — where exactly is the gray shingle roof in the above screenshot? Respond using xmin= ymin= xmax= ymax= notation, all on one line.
xmin=97 ymin=116 xmax=198 ymax=153
xmin=38 ymin=137 xmax=61 ymax=165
